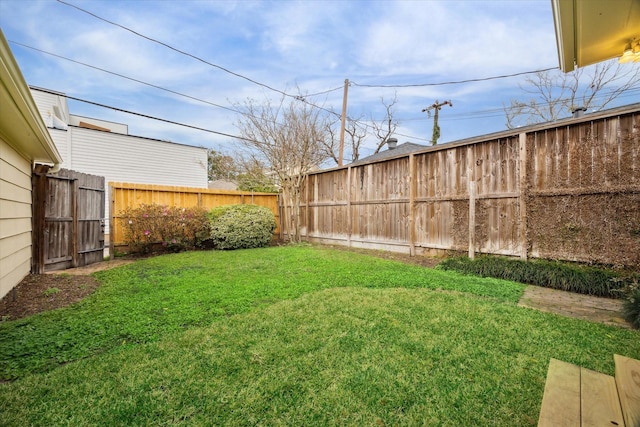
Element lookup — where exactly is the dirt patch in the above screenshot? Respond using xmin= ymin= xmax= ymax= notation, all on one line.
xmin=0 ymin=259 xmax=135 ymax=321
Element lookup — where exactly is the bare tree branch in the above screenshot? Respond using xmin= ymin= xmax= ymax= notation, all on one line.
xmin=370 ymin=93 xmax=399 ymax=154
xmin=504 ymin=60 xmax=640 ymax=129
xmin=234 ymin=96 xmax=331 ymax=242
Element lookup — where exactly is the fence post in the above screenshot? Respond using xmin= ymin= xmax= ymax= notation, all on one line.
xmin=519 ymin=132 xmax=528 ymax=260
xmin=468 ymin=185 xmax=476 ymax=259
xmin=71 ymin=178 xmax=79 ymax=268
xmin=467 ymin=146 xmax=476 ymax=259
xmin=409 ymin=154 xmax=416 ymax=256
xmin=109 ymin=184 xmax=115 ymax=258
xmin=347 ymin=166 xmax=352 ymax=247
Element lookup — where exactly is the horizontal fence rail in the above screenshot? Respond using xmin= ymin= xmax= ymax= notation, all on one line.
xmin=282 ymin=104 xmax=640 ymax=268
xmin=110 ymin=182 xmax=279 ymax=252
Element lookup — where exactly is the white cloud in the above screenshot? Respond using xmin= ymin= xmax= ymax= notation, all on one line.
xmin=0 ymin=0 xmax=565 ymax=152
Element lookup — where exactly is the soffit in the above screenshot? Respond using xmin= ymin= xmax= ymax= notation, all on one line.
xmin=552 ymin=0 xmax=640 ymax=72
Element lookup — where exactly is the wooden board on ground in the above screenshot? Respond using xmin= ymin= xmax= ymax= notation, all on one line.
xmin=615 ymin=354 xmax=640 ymax=427
xmin=538 ymin=358 xmax=580 ymax=427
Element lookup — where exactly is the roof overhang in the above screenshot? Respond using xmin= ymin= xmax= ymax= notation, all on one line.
xmin=0 ymin=29 xmax=62 ymax=168
xmin=551 ymin=0 xmax=640 ymax=72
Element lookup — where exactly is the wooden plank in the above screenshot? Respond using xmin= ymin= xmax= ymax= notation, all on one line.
xmin=409 ymin=153 xmax=418 ymax=256
xmin=538 ymin=359 xmax=580 ymax=427
xmin=519 ymin=132 xmax=528 ymax=259
xmin=468 ymin=185 xmax=476 ymax=259
xmin=615 ymin=354 xmax=640 ymax=427
xmin=581 ymin=367 xmax=624 ymax=427
xmin=71 ymin=178 xmax=79 ymax=268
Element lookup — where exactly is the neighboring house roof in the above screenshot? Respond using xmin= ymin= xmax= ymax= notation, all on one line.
xmin=208 ymin=180 xmax=238 ymax=190
xmin=551 ymin=0 xmax=640 ymax=72
xmin=0 ymin=30 xmax=62 ymax=167
xmin=349 ymin=142 xmax=427 ymax=166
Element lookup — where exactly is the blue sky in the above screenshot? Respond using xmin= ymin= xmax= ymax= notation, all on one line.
xmin=0 ymin=0 xmax=613 ymax=160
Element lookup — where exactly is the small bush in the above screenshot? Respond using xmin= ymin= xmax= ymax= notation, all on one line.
xmin=120 ymin=204 xmax=210 ymax=254
xmin=438 ymin=256 xmax=637 ymax=298
xmin=621 ymin=281 xmax=640 ymax=329
xmin=208 ymin=204 xmax=276 ymax=250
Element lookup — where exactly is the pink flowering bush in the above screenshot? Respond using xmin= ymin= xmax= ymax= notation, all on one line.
xmin=120 ymin=204 xmax=210 ymax=254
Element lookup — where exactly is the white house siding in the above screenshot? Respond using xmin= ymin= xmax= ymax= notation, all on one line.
xmin=29 ymin=87 xmax=208 ymax=233
xmin=68 ymin=127 xmax=207 ymax=187
xmin=0 ymin=138 xmax=33 ymax=300
xmin=30 ymin=87 xmax=68 ymax=128
xmin=49 ymin=126 xmax=208 ymax=231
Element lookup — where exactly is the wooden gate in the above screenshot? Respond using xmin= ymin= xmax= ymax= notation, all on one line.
xmin=32 ymin=168 xmax=105 ymax=272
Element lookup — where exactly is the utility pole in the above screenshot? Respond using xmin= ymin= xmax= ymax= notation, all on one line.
xmin=338 ymin=78 xmax=349 ymax=167
xmin=422 ymin=100 xmax=452 ymax=145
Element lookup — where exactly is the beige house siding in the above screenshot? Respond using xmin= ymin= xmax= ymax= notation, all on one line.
xmin=1 ymin=30 xmax=61 ymax=299
xmin=0 ymin=138 xmax=33 ymax=300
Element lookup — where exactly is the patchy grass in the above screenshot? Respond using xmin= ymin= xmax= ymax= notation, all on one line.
xmin=1 ymin=246 xmax=638 ymax=425
xmin=0 ymin=246 xmax=522 ymax=380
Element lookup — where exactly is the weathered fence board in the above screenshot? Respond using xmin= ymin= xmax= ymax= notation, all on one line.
xmin=32 ymin=169 xmax=105 ymax=272
xmin=110 ymin=182 xmax=280 ymax=251
xmin=286 ymin=104 xmax=640 ymax=267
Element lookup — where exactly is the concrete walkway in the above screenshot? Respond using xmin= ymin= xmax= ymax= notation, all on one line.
xmin=518 ymin=285 xmax=628 ymax=328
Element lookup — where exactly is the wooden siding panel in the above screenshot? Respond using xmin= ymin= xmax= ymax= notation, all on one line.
xmin=0 ymin=257 xmax=30 ymax=302
xmin=0 ymin=139 xmax=32 ymax=300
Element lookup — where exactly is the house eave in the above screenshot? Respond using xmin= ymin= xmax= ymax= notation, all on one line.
xmin=0 ymin=30 xmax=62 ymax=167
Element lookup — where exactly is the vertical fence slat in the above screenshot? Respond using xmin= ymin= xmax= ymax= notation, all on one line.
xmin=519 ymin=132 xmax=528 ymax=259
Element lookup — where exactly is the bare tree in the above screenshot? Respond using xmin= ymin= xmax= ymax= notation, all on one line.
xmin=505 ymin=60 xmax=640 ymax=129
xmin=370 ymin=94 xmax=399 ymax=154
xmin=235 ymin=97 xmax=330 ymax=242
xmin=321 ymin=115 xmax=367 ymax=165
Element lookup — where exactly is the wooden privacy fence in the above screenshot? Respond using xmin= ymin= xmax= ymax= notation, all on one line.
xmin=32 ymin=168 xmax=105 ymax=272
xmin=110 ymin=182 xmax=279 ymax=252
xmin=283 ymin=103 xmax=640 ymax=268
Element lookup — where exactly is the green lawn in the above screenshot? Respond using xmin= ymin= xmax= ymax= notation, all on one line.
xmin=1 ymin=245 xmax=638 ymax=426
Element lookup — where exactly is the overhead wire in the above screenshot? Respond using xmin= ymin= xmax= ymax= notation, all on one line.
xmin=9 ymin=40 xmax=245 ymax=116
xmin=26 ymin=3 xmax=640 ymax=147
xmin=55 ymin=0 xmax=343 ymax=118
xmin=56 ymin=0 xmax=293 ymax=98
xmin=351 ymin=67 xmax=559 ymax=88
xmin=53 ymin=0 xmax=602 ymax=137
xmin=31 ymin=87 xmax=266 ymax=144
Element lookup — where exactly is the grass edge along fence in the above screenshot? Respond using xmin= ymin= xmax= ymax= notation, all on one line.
xmin=110 ymin=182 xmax=279 ymax=254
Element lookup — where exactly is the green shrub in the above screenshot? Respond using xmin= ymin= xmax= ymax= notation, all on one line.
xmin=120 ymin=204 xmax=210 ymax=254
xmin=438 ymin=256 xmax=636 ymax=298
xmin=208 ymin=204 xmax=276 ymax=250
xmin=621 ymin=281 xmax=640 ymax=329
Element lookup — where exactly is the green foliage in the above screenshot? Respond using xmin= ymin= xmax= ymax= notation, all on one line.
xmin=208 ymin=204 xmax=276 ymax=249
xmin=0 ymin=247 xmax=523 ymax=380
xmin=1 ymin=284 xmax=638 ymax=425
xmin=42 ymin=287 xmax=60 ymax=296
xmin=236 ymin=163 xmax=279 ymax=193
xmin=621 ymin=281 xmax=640 ymax=329
xmin=207 ymin=149 xmax=239 ymax=181
xmin=120 ymin=204 xmax=210 ymax=254
xmin=438 ymin=256 xmax=637 ymax=298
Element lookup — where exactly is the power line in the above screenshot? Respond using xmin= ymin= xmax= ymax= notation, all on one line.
xmin=351 ymin=67 xmax=559 ymax=88
xmin=10 ymin=40 xmax=244 ymax=116
xmin=32 ymin=86 xmax=264 ymax=144
xmin=56 ymin=0 xmax=344 ymax=120
xmin=56 ymin=0 xmax=294 ymax=98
